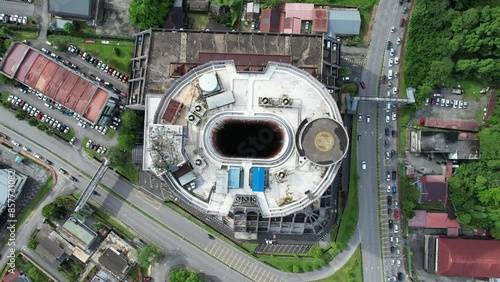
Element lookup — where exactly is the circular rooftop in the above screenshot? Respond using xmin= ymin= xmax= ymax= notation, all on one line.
xmin=199 ymin=73 xmax=218 ymax=92
xmin=298 ymin=118 xmax=349 ymax=165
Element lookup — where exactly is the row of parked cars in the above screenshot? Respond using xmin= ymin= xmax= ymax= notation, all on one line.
xmin=425 ymin=94 xmax=468 ymax=109
xmin=67 ymin=45 xmax=129 ymax=83
xmin=1 ymin=14 xmax=28 ymax=25
xmin=86 ymin=139 xmax=107 ymax=155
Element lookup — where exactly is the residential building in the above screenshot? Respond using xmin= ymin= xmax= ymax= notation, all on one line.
xmin=417 ymin=175 xmax=448 ymax=205
xmin=327 ymin=9 xmax=361 ymax=36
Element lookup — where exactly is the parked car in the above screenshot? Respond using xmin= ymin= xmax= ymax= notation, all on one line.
xmin=388 ymin=220 xmax=394 ymax=229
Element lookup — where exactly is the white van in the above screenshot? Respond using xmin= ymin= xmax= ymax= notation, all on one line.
xmin=388 ymin=70 xmax=393 ymax=80
xmin=386 ymin=103 xmax=391 ymax=112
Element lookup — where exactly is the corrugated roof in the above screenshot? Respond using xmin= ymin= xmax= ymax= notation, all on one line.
xmin=228 ymin=167 xmax=241 ymax=188
xmin=162 ymin=99 xmax=183 ymax=124
xmin=285 ymin=3 xmax=314 ymax=20
xmin=418 ymin=176 xmax=448 ymax=205
xmin=424 ymin=118 xmax=480 ymax=132
xmin=251 ymin=167 xmax=265 ymax=192
xmin=98 ymin=248 xmax=130 ymax=278
xmin=328 ymin=10 xmax=361 ymax=35
xmin=426 ymin=212 xmax=459 ymax=228
xmin=437 ymin=237 xmax=500 ymax=278
xmin=260 ymin=9 xmax=281 ymax=32
xmin=61 ymin=218 xmax=96 ymax=246
xmin=0 ymin=43 xmax=109 ymax=123
xmin=313 ymin=9 xmax=328 ymax=33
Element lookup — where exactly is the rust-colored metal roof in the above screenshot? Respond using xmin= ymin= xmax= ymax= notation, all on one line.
xmin=284 ymin=3 xmax=314 ymax=20
xmin=0 ymin=43 xmax=109 ymax=123
xmin=313 ymin=9 xmax=328 ymax=33
xmin=260 ymin=9 xmax=281 ymax=33
xmin=409 ymin=210 xmax=460 ymax=229
xmin=162 ymin=99 xmax=182 ymax=124
xmin=418 ymin=175 xmax=447 ymax=205
xmin=437 ymin=237 xmax=500 ymax=278
xmin=199 ymin=52 xmax=292 ymax=66
xmin=424 ymin=118 xmax=480 ymax=132
xmin=283 ymin=17 xmax=301 ymax=34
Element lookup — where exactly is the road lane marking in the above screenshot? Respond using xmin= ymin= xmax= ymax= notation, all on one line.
xmin=135 ymin=190 xmax=162 ymax=210
xmin=212 ymin=244 xmax=222 ymax=255
xmin=221 ymin=249 xmax=231 ymax=261
xmin=214 ymin=246 xmax=226 ymax=257
xmin=253 ymin=267 xmax=263 ymax=281
xmin=231 ymin=256 xmax=242 ymax=268
xmin=208 ymin=243 xmax=217 ymax=253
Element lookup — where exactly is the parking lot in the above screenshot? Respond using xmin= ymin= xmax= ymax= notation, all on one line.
xmin=254 ymin=244 xmax=310 ymax=255
xmin=416 ymin=90 xmax=488 ymax=121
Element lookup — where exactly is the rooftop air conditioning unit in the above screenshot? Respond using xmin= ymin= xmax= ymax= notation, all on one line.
xmin=280 ymin=95 xmax=293 ymax=107
xmin=259 ymin=97 xmax=274 ymax=107
xmin=192 ymin=104 xmax=207 ymax=117
xmin=187 ymin=114 xmax=200 ymax=126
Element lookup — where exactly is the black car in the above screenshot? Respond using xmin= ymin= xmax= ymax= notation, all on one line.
xmin=391 ymin=246 xmax=395 ymax=253
xmin=385 ymin=139 xmax=389 ymax=148
xmin=385 ymin=127 xmax=390 ymax=136
xmin=388 ymin=208 xmax=392 ymax=214
xmin=391 ymin=150 xmax=396 ymax=160
xmin=45 ymin=159 xmax=53 ymax=165
xmin=207 ymin=234 xmax=215 ymax=239
xmin=387 ymin=196 xmax=392 ymax=206
xmin=392 ymin=129 xmax=396 ymax=137
xmin=387 ymin=41 xmax=392 ymax=50
xmin=392 ymin=170 xmax=397 ymax=180
xmin=70 ymin=176 xmax=78 ymax=182
xmin=388 ymin=220 xmax=394 ymax=229
xmin=398 ymin=272 xmax=403 ymax=281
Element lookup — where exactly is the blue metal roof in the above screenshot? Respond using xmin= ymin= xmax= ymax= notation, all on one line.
xmin=252 ymin=167 xmax=265 ymax=192
xmin=228 ymin=168 xmax=241 ymax=189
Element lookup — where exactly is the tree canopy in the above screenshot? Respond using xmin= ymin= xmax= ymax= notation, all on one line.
xmin=169 ymin=269 xmax=201 ymax=282
xmin=41 ymin=195 xmax=76 ymax=221
xmin=137 ymin=244 xmax=164 ymax=268
xmin=448 ymin=97 xmax=500 ymax=239
xmin=404 ymin=1 xmax=500 ymax=103
xmin=128 ymin=0 xmax=174 ymax=30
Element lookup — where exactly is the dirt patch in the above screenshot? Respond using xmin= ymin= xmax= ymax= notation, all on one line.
xmin=364 ymin=5 xmax=378 ymax=45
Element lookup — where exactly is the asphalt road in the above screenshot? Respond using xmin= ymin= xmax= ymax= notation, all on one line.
xmin=0 ymin=102 xmax=361 ymax=281
xmin=357 ymin=0 xmax=403 ymax=281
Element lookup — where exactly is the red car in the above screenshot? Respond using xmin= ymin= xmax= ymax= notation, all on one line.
xmin=37 ymin=113 xmax=44 ymax=119
xmin=381 ymin=75 xmax=387 ymax=84
xmin=400 ymin=18 xmax=405 ymax=27
xmin=122 ymin=76 xmax=128 ymax=83
xmin=394 ymin=210 xmax=399 ymax=219
xmin=360 ymin=81 xmax=366 ymax=89
xmin=108 ymin=68 xmax=114 ymax=74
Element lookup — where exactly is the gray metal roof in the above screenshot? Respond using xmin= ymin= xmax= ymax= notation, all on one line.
xmin=48 ymin=0 xmax=91 ymax=18
xmin=328 ymin=10 xmax=361 ymax=36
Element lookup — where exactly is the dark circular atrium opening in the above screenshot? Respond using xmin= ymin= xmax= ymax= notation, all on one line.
xmin=211 ymin=119 xmax=285 ymax=159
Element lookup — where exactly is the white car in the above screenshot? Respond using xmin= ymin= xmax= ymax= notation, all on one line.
xmin=392 ymin=112 xmax=397 ymax=121
xmin=389 ymin=58 xmax=393 ymax=67
xmin=391 ymin=26 xmax=396 ymax=32
xmin=387 ymin=91 xmax=391 ymax=97
xmin=397 ymin=259 xmax=401 ymax=267
xmin=386 ymin=116 xmax=390 ymax=123
xmin=390 ymin=48 xmax=395 ymax=57
xmin=362 ymin=161 xmax=367 ymax=170
xmin=366 ymin=115 xmax=371 ymax=123
xmin=391 ymin=259 xmax=395 ymax=265
xmin=397 ymin=36 xmax=402 ymax=45
xmin=33 ymin=153 xmax=41 ymax=159
xmin=394 ymin=224 xmax=399 ymax=233
xmin=393 ymin=87 xmax=398 ymax=95
xmin=395 ymin=57 xmax=400 ymax=64
xmin=387 ymin=185 xmax=391 ymax=192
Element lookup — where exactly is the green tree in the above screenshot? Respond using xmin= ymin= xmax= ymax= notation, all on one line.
xmin=117 ymin=130 xmax=137 ymax=150
xmin=41 ymin=202 xmax=66 ymax=221
xmin=138 ymin=244 xmax=164 ymax=268
xmin=28 ymin=117 xmax=39 ymax=126
xmin=169 ymin=269 xmax=189 ymax=282
xmin=27 ymin=237 xmax=39 ymax=250
xmin=27 ymin=267 xmax=43 ymax=282
xmin=16 ymin=109 xmax=28 ymax=120
xmin=106 ymin=146 xmax=130 ymax=166
xmin=428 ymin=58 xmax=454 ymax=85
xmin=114 ymin=47 xmax=121 ymax=56
xmin=121 ymin=109 xmax=142 ymax=130
xmin=128 ymin=0 xmax=174 ymax=30
xmin=64 ymin=22 xmax=75 ymax=35
xmin=186 ymin=272 xmax=201 ymax=282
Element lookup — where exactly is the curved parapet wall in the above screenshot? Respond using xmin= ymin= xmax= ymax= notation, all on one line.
xmin=147 ymin=60 xmax=349 ymax=218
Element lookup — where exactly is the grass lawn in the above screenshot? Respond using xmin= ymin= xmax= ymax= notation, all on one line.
xmin=14 ymin=253 xmax=50 ymax=282
xmin=336 ymin=118 xmax=359 ymax=248
xmin=87 ymin=201 xmax=136 ymax=240
xmin=115 ymin=161 xmax=139 ymax=184
xmin=313 ymin=246 xmax=362 ymax=282
xmin=82 ymin=137 xmax=103 ymax=160
xmin=359 ymin=8 xmax=373 ymax=45
xmin=10 ymin=30 xmax=39 ymax=41
xmin=258 ymin=256 xmax=326 ymax=273
xmin=445 ymin=78 xmax=483 ymax=100
xmin=47 ymin=35 xmax=134 ymax=74
xmin=129 ymin=265 xmax=149 ymax=280
xmin=1 ymin=91 xmax=10 ymax=103
xmin=54 ymin=127 xmax=75 ymax=142
xmin=186 ymin=13 xmax=209 ymax=30
xmin=105 ymin=128 xmax=116 ymax=137
xmin=242 ymin=243 xmax=258 ymax=253
xmin=16 ymin=176 xmax=54 ymax=227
